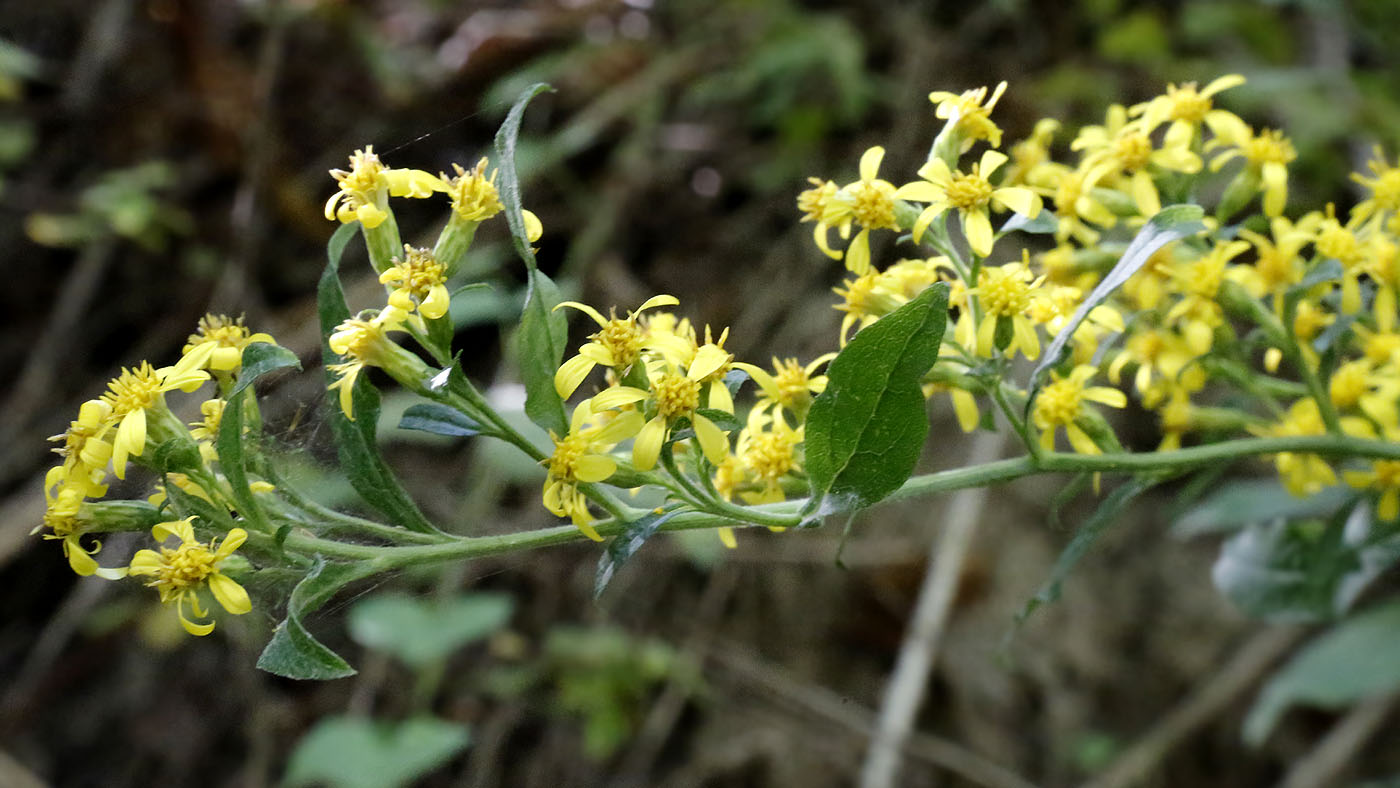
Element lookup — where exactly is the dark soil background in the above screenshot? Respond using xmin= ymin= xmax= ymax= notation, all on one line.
xmin=3 ymin=1 xmax=1400 ymax=786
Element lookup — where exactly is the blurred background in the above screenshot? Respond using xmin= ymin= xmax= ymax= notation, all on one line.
xmin=3 ymin=0 xmax=1400 ymax=786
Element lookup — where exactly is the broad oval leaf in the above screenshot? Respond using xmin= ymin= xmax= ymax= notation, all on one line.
xmin=805 ymin=282 xmax=949 ymax=510
xmin=1245 ymin=599 xmax=1400 ymax=745
xmin=1028 ymin=204 xmax=1205 ymax=407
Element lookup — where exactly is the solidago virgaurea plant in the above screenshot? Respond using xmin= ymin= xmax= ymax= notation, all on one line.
xmin=34 ymin=79 xmax=1400 ymax=738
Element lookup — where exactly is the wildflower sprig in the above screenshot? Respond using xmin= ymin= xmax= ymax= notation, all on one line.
xmin=38 ymin=78 xmax=1400 ymax=706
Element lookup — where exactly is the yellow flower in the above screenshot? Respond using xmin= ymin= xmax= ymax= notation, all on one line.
xmin=1032 ymin=365 xmax=1126 ymax=454
xmin=102 ymin=355 xmax=211 ymax=479
xmin=1231 ymin=214 xmax=1320 ymax=308
xmin=326 ymin=306 xmax=410 ymax=420
xmin=732 ymin=354 xmax=834 ymax=424
xmin=1130 ymin=74 xmax=1246 ymax=149
xmin=820 ymin=146 xmax=901 ymax=274
xmin=1208 ymin=118 xmax=1296 ymax=217
xmin=736 ymin=416 xmax=802 ymax=505
xmin=1107 ymin=327 xmax=1202 ymax=405
xmin=967 ymin=259 xmax=1047 ymax=360
xmin=1073 ymin=103 xmax=1202 ymax=216
xmin=380 ymin=245 xmax=450 ymax=320
xmin=324 ymin=146 xmax=441 ymax=229
xmin=927 ymin=81 xmax=1007 ymax=152
xmin=1344 ymin=448 xmax=1400 ymax=521
xmin=541 ymin=399 xmax=644 ymax=541
xmin=591 ymin=350 xmax=733 ymax=472
xmin=894 ymin=149 xmax=1042 ymax=258
xmin=182 ymin=314 xmax=276 ymax=373
xmin=438 ymin=158 xmax=504 ymax=223
xmin=128 ymin=517 xmax=250 ymax=636
xmin=1039 ymin=165 xmax=1117 ymax=246
xmin=553 ymin=294 xmax=679 ymax=399
xmin=1314 ymin=205 xmax=1369 ymax=313
xmin=1350 ymin=147 xmax=1400 ymax=232
xmin=1003 ymin=118 xmax=1061 ymax=187
xmin=49 ymin=398 xmax=114 ymax=479
xmin=832 ymin=272 xmax=907 ymax=343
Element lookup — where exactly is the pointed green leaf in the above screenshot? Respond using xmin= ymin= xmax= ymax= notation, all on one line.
xmin=494 ymin=82 xmax=553 ymax=274
xmin=230 ymin=342 xmax=301 ymax=400
xmin=257 ymin=557 xmax=373 ymax=680
xmin=1245 ymin=600 xmax=1400 ymax=745
xmin=1019 ymin=475 xmax=1158 ymax=622
xmin=398 ymin=403 xmax=482 ymax=437
xmin=1028 ymin=204 xmax=1205 ymax=409
xmin=595 ymin=510 xmax=680 ymax=598
xmin=805 ymin=282 xmax=949 ymax=510
xmin=318 ymin=223 xmax=439 ymax=534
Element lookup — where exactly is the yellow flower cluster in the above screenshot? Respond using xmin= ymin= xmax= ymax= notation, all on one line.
xmin=798 ymin=74 xmax=1400 ymax=520
xmin=38 ymin=314 xmax=274 ymax=633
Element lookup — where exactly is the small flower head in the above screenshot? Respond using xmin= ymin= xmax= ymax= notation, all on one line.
xmin=326 ymin=307 xmax=411 ymax=420
xmin=439 ymin=158 xmax=503 ymax=223
xmin=183 ymin=314 xmax=275 ymax=372
xmin=1351 ymin=147 xmax=1400 ymax=231
xmin=1032 ymin=365 xmax=1126 ymax=454
xmin=102 ymin=356 xmax=210 ymax=479
xmin=49 ymin=398 xmax=114 ymax=474
xmin=969 ymin=259 xmax=1047 ymax=360
xmin=553 ymin=295 xmax=680 ymax=399
xmin=928 ymin=81 xmax=1007 ymax=152
xmin=541 ymin=400 xmax=643 ymax=540
xmin=380 ymin=245 xmax=450 ymax=320
xmin=894 ymin=149 xmax=1042 ymax=257
xmin=128 ymin=517 xmax=250 ymax=636
xmin=325 ymin=146 xmax=441 ymax=229
xmin=821 ymin=147 xmax=900 ymax=274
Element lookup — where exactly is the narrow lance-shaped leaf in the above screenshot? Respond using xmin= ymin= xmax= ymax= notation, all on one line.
xmin=230 ymin=342 xmax=302 ymax=401
xmin=1027 ymin=204 xmax=1205 ymax=414
xmin=595 ymin=510 xmax=681 ymax=598
xmin=495 ymin=82 xmax=568 ymax=434
xmin=805 ymin=282 xmax=949 ymax=511
xmin=1018 ymin=475 xmax=1159 ymax=623
xmin=398 ymin=403 xmax=481 ymax=438
xmin=258 ymin=557 xmax=378 ymax=680
xmin=317 ymin=222 xmax=439 ymax=534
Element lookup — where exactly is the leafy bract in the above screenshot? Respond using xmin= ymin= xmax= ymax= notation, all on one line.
xmin=805 ymin=282 xmax=949 ymax=510
xmin=595 ymin=509 xmax=680 ymax=598
xmin=230 ymin=341 xmax=300 ymax=400
xmin=398 ymin=403 xmax=481 ymax=438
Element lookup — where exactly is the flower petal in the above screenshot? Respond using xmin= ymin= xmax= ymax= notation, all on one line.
xmin=632 ymin=416 xmax=667 ymax=471
xmin=692 ymin=414 xmax=730 ymax=465
xmin=209 ymin=573 xmax=252 ymax=615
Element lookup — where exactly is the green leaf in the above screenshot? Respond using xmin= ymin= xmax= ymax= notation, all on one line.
xmin=318 ymin=223 xmax=439 ymax=534
xmin=1000 ymin=210 xmax=1059 ymax=235
xmin=805 ymin=282 xmax=949 ymax=510
xmin=1173 ymin=479 xmax=1352 ymax=537
xmin=519 ymin=268 xmax=568 ymax=434
xmin=1019 ymin=475 xmax=1158 ymax=622
xmin=162 ymin=472 xmax=234 ymax=531
xmin=1028 ymin=205 xmax=1205 ymax=408
xmin=347 ymin=591 xmax=514 ymax=668
xmin=595 ymin=510 xmax=680 ymax=598
xmin=216 ymin=388 xmax=272 ymax=533
xmin=494 ymin=82 xmax=552 ymax=273
xmin=398 ymin=403 xmax=482 ymax=438
xmin=1244 ymin=599 xmax=1400 ymax=745
xmin=257 ymin=557 xmax=372 ymax=680
xmin=494 ymin=83 xmax=568 ymax=434
xmin=1211 ymin=504 xmax=1400 ymax=622
xmin=284 ymin=716 xmax=470 ymax=788
xmin=230 ymin=341 xmax=301 ymax=400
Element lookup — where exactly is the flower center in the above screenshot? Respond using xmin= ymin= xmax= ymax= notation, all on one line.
xmin=547 ymin=433 xmax=589 ymax=480
xmin=773 ymin=359 xmax=813 ymax=409
xmin=653 ymin=373 xmax=700 ymax=420
xmin=390 ymin=248 xmax=446 ymax=298
xmin=1364 ymin=332 xmax=1400 ymax=365
xmin=1114 ymin=133 xmax=1153 ymax=171
xmin=103 ymin=363 xmax=165 ymax=416
xmin=1242 ymin=129 xmax=1296 ymax=165
xmin=1374 ymin=460 xmax=1400 ymax=487
xmin=190 ymin=314 xmax=252 ymax=348
xmin=979 ymin=266 xmax=1032 ymax=316
xmin=1370 ymin=170 xmax=1400 ymax=212
xmin=1317 ymin=226 xmax=1364 ymax=268
xmin=1167 ymin=84 xmax=1210 ymax=124
xmin=1034 ymin=378 xmax=1084 ymax=427
xmin=158 ymin=542 xmax=217 ymax=589
xmin=443 ymin=158 xmax=503 ymax=222
xmin=946 ymin=172 xmax=994 ymax=211
xmin=848 ymin=180 xmax=897 ymax=230
xmin=598 ymin=319 xmax=644 ymax=369
xmin=745 ymin=430 xmax=797 ymax=482
xmin=336 ymin=148 xmax=385 ymax=195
